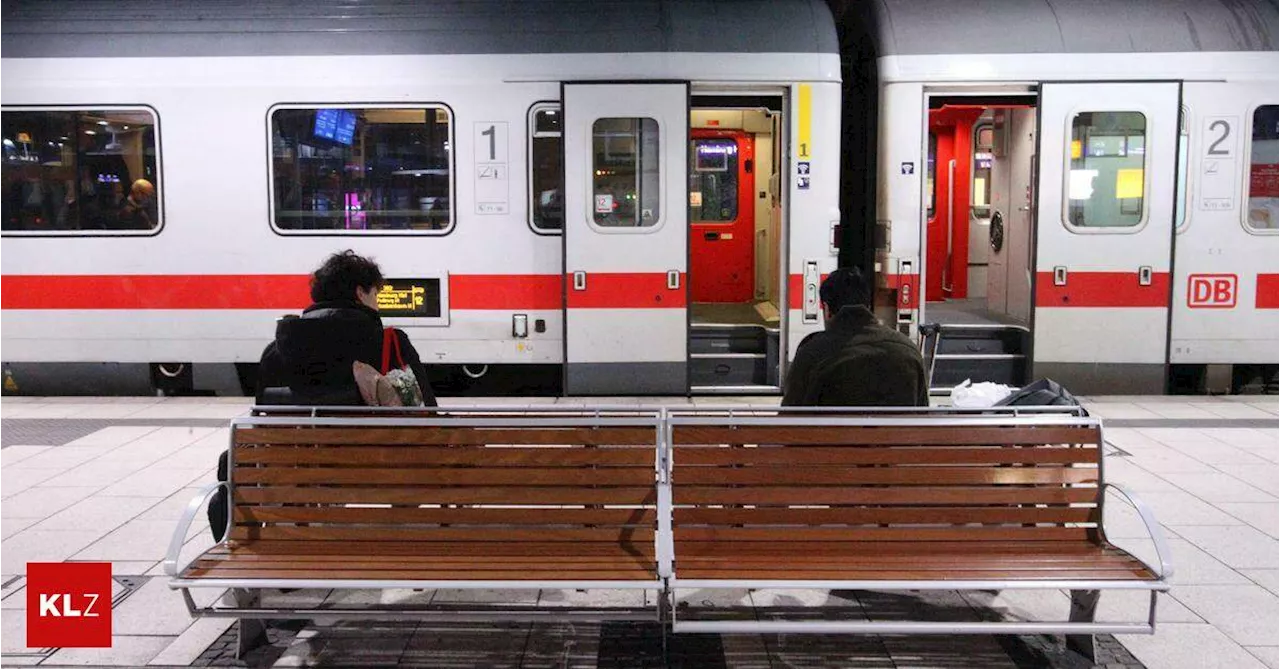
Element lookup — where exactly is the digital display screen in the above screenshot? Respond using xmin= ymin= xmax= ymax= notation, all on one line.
xmin=313 ymin=109 xmax=356 ymax=145
xmin=376 ymin=278 xmax=442 ymax=318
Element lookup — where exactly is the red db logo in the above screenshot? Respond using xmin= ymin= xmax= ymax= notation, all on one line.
xmin=1188 ymin=274 xmax=1237 ymax=309
xmin=26 ymin=563 xmax=112 ymax=648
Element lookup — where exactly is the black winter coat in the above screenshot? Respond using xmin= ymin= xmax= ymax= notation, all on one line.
xmin=253 ymin=300 xmax=437 ymax=407
xmin=781 ymin=305 xmax=928 ymax=407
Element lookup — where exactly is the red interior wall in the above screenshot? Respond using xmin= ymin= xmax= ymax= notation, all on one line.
xmin=925 ymin=107 xmax=981 ymax=302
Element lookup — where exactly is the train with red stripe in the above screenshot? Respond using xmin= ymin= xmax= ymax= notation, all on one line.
xmin=1 ymin=0 xmax=1276 ymax=397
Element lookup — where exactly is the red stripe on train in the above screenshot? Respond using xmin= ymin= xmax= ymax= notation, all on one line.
xmin=565 ymin=273 xmax=687 ymax=309
xmin=1035 ymin=271 xmax=1170 ymax=308
xmin=1258 ymin=274 xmax=1279 ymax=309
xmin=0 ymin=275 xmax=313 ymax=310
xmin=0 ymin=273 xmax=686 ymax=310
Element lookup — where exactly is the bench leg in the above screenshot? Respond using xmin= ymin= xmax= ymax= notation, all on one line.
xmin=1066 ymin=589 xmax=1101 ymax=663
xmin=226 ymin=588 xmax=267 ymax=660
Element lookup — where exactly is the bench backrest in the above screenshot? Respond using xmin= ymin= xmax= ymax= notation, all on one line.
xmin=228 ymin=413 xmax=661 ymax=568
xmin=667 ymin=414 xmax=1104 ymax=549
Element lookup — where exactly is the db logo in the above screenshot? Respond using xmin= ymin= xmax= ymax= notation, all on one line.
xmin=1188 ymin=274 xmax=1238 ymax=309
xmin=26 ymin=563 xmax=112 ymax=648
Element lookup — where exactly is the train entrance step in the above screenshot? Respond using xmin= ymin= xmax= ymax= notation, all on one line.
xmin=690 ymin=323 xmax=779 ymax=389
xmin=920 ymin=323 xmax=1030 ymax=394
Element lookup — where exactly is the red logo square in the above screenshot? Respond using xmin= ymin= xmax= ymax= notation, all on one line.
xmin=26 ymin=563 xmax=112 ymax=648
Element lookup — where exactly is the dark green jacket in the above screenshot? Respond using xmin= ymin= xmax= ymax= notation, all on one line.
xmin=782 ymin=305 xmax=928 ymax=407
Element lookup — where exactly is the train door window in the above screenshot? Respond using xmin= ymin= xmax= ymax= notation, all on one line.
xmin=269 ymin=105 xmax=453 ymax=234
xmin=1245 ymin=104 xmax=1278 ymax=232
xmin=926 ymin=132 xmax=937 ymax=218
xmin=1065 ymin=111 xmax=1147 ymax=230
xmin=529 ymin=104 xmax=563 ymax=232
xmin=690 ymin=138 xmax=738 ymax=222
xmin=972 ymin=123 xmax=993 ymax=216
xmin=2 ymin=108 xmax=160 ymax=234
xmin=591 ymin=117 xmax=660 ymax=228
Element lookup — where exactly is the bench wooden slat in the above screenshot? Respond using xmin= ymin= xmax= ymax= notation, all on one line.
xmin=195 ymin=555 xmax=656 ymax=569
xmin=184 ymin=566 xmax=657 ymax=580
xmin=672 ymin=425 xmax=1099 ymax=446
xmin=235 ymin=507 xmax=657 ymax=526
xmin=675 ymin=567 xmax=1152 ymax=580
xmin=676 ymin=466 xmax=1096 ymax=486
xmin=236 ymin=486 xmax=656 ymax=505
xmin=675 ymin=487 xmax=1097 ymax=505
xmin=677 ymin=446 xmax=1098 ymax=466
xmin=674 ymin=541 xmax=1123 ymax=557
xmin=216 ymin=540 xmax=657 ymax=557
xmin=674 ymin=507 xmax=1096 ymax=526
xmin=235 ymin=445 xmax=655 ymax=466
xmin=229 ymin=526 xmax=657 ymax=543
xmin=673 ymin=527 xmax=1088 ymax=542
xmin=235 ymin=467 xmax=655 ymax=486
xmin=237 ymin=426 xmax=655 ymax=446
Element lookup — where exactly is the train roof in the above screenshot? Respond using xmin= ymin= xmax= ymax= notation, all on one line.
xmin=0 ymin=0 xmax=839 ymax=59
xmin=871 ymin=0 xmax=1277 ymax=56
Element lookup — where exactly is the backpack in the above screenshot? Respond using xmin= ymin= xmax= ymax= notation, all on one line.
xmin=993 ymin=378 xmax=1087 ymax=414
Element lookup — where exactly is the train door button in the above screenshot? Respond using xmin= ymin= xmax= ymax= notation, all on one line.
xmin=1053 ymin=266 xmax=1068 ymax=286
xmin=1138 ymin=266 xmax=1153 ymax=286
xmin=573 ymin=271 xmax=587 ymax=291
xmin=667 ymin=270 xmax=681 ymax=290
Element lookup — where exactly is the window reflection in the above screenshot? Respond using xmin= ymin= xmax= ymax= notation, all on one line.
xmin=1247 ymin=105 xmax=1278 ymax=230
xmin=271 ymin=107 xmax=452 ymax=233
xmin=2 ymin=109 xmax=160 ymax=232
xmin=592 ymin=118 xmax=659 ymax=228
xmin=530 ymin=106 xmax=562 ymax=231
xmin=1067 ymin=111 xmax=1147 ymax=228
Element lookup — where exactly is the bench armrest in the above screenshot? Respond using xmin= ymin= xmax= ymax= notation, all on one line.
xmin=1103 ymin=483 xmax=1174 ymax=581
xmin=163 ymin=481 xmax=227 ymax=578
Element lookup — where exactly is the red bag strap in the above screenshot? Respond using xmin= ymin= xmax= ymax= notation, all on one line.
xmin=380 ymin=327 xmax=405 ymax=374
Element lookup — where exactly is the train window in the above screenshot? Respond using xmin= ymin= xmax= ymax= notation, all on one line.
xmin=529 ymin=105 xmax=562 ymax=232
xmin=972 ymin=124 xmax=993 ymax=216
xmin=689 ymin=138 xmax=738 ymax=223
xmin=926 ymin=133 xmax=937 ymax=218
xmin=1246 ymin=104 xmax=1278 ymax=231
xmin=592 ymin=117 xmax=659 ymax=228
xmin=1065 ymin=111 xmax=1147 ymax=230
xmin=270 ymin=106 xmax=453 ymax=234
xmin=2 ymin=108 xmax=160 ymax=234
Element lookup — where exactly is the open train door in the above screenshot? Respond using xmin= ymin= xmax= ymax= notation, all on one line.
xmin=1034 ymin=82 xmax=1180 ymax=393
xmin=562 ymin=83 xmax=689 ymax=394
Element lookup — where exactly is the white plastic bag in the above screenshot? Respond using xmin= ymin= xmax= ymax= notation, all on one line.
xmin=950 ymin=379 xmax=1016 ymax=408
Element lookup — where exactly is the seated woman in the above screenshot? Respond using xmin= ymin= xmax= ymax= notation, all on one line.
xmin=254 ymin=249 xmax=437 ymax=407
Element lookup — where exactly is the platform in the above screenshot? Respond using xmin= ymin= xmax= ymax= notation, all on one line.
xmin=1 ymin=395 xmax=1275 ymax=668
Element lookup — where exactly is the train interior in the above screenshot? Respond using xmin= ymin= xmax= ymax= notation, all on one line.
xmin=922 ymin=95 xmax=1039 ymax=391
xmin=687 ymin=102 xmax=785 ymax=391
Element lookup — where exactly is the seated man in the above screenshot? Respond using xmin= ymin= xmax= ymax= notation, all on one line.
xmin=782 ymin=267 xmax=927 ymax=407
xmin=255 ymin=249 xmax=437 ymax=407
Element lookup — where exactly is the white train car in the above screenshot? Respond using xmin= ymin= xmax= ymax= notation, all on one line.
xmin=0 ymin=0 xmax=842 ymax=396
xmin=869 ymin=0 xmax=1278 ymax=394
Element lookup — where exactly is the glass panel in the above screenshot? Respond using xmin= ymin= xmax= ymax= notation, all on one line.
xmin=926 ymin=133 xmax=937 ymax=218
xmin=972 ymin=124 xmax=992 ymax=212
xmin=592 ymin=117 xmax=659 ymax=228
xmin=1247 ymin=104 xmax=1278 ymax=230
xmin=2 ymin=109 xmax=160 ymax=232
xmin=271 ymin=107 xmax=451 ymax=232
xmin=530 ymin=107 xmax=563 ymax=231
xmin=689 ymin=138 xmax=738 ymax=223
xmin=1175 ymin=105 xmax=1189 ymax=230
xmin=1066 ymin=111 xmax=1147 ymax=229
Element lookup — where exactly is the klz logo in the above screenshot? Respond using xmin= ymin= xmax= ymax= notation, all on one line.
xmin=1188 ymin=274 xmax=1238 ymax=309
xmin=26 ymin=563 xmax=112 ymax=648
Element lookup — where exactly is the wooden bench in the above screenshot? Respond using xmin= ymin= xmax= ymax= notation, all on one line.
xmin=663 ymin=407 xmax=1172 ymax=662
xmin=165 ymin=407 xmax=666 ymax=656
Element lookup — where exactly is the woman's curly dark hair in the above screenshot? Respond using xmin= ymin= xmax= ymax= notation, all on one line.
xmin=310 ymin=250 xmax=384 ymax=303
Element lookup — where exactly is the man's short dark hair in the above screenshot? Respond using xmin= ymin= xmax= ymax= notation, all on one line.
xmin=310 ymin=250 xmax=384 ymax=303
xmin=818 ymin=267 xmax=871 ymax=313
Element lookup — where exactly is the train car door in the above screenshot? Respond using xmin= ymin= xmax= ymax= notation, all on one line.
xmin=562 ymin=83 xmax=689 ymax=394
xmin=1034 ymin=82 xmax=1180 ymax=393
xmin=690 ymin=130 xmax=755 ymax=302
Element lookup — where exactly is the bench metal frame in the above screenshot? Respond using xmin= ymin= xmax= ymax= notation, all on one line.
xmin=167 ymin=405 xmax=1171 ymax=662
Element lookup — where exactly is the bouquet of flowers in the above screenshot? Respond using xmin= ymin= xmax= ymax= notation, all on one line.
xmin=351 ymin=328 xmax=427 ymax=407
